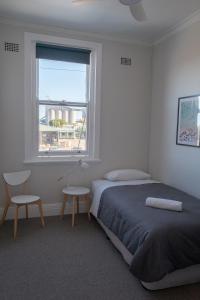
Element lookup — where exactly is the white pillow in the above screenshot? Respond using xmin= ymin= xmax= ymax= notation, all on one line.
xmin=104 ymin=169 xmax=151 ymax=181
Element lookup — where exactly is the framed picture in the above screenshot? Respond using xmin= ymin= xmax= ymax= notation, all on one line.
xmin=176 ymin=95 xmax=200 ymax=147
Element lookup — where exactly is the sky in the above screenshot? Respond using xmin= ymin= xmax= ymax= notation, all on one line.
xmin=38 ymin=59 xmax=87 ymax=103
xmin=38 ymin=59 xmax=87 ymax=121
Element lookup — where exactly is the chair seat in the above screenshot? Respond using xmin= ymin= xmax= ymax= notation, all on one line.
xmin=11 ymin=195 xmax=40 ymax=204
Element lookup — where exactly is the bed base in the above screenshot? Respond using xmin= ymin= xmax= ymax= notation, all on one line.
xmin=96 ymin=217 xmax=200 ymax=290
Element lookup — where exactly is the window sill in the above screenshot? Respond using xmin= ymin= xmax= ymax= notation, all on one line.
xmin=24 ymin=156 xmax=101 ymax=165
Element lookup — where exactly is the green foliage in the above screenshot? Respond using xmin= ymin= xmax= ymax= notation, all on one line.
xmin=49 ymin=119 xmax=67 ymax=128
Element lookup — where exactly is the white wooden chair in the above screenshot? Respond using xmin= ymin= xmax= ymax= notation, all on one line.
xmin=1 ymin=170 xmax=45 ymax=239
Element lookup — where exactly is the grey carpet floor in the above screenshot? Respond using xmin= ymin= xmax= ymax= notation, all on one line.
xmin=0 ymin=215 xmax=200 ymax=300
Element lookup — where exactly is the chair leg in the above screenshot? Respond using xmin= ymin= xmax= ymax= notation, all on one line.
xmin=38 ymin=201 xmax=45 ymax=227
xmin=1 ymin=202 xmax=10 ymax=225
xmin=25 ymin=204 xmax=29 ymax=219
xmin=14 ymin=206 xmax=19 ymax=240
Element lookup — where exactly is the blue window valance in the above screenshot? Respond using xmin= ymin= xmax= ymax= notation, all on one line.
xmin=36 ymin=43 xmax=91 ymax=64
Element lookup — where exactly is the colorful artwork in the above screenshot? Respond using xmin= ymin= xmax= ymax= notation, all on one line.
xmin=176 ymin=95 xmax=200 ymax=147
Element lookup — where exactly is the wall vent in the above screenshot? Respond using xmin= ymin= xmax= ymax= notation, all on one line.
xmin=4 ymin=42 xmax=20 ymax=53
xmin=121 ymin=57 xmax=132 ymax=66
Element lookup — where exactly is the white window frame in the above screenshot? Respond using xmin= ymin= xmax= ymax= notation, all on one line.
xmin=24 ymin=32 xmax=102 ymax=163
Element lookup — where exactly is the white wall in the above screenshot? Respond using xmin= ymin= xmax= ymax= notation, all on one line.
xmin=149 ymin=20 xmax=200 ymax=198
xmin=0 ymin=21 xmax=152 ymax=206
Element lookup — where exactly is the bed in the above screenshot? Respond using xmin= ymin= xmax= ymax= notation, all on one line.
xmin=90 ymin=179 xmax=200 ymax=290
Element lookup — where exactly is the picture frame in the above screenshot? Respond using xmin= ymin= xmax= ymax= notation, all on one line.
xmin=176 ymin=95 xmax=200 ymax=147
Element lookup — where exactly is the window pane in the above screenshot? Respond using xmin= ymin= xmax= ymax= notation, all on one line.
xmin=39 ymin=105 xmax=87 ymax=152
xmin=38 ymin=59 xmax=88 ymax=103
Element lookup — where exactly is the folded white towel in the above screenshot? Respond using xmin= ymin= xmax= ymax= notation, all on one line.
xmin=145 ymin=197 xmax=183 ymax=212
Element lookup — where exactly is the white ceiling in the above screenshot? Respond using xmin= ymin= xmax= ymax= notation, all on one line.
xmin=0 ymin=0 xmax=200 ymax=44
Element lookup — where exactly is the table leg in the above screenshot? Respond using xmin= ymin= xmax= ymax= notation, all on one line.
xmin=72 ymin=195 xmax=76 ymax=227
xmin=25 ymin=204 xmax=29 ymax=219
xmin=60 ymin=194 xmax=67 ymax=219
xmin=87 ymin=194 xmax=91 ymax=221
xmin=38 ymin=200 xmax=45 ymax=227
xmin=77 ymin=197 xmax=80 ymax=215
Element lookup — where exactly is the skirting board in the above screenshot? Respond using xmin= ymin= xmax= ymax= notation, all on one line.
xmin=0 ymin=201 xmax=87 ymax=220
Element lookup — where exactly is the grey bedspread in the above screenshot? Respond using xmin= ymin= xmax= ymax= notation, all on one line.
xmin=97 ymin=183 xmax=200 ymax=282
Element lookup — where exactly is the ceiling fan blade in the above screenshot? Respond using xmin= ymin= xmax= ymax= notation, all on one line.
xmin=72 ymin=0 xmax=95 ymax=3
xmin=119 ymin=0 xmax=141 ymax=6
xmin=129 ymin=2 xmax=147 ymax=22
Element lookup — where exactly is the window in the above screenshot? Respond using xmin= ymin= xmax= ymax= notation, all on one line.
xmin=37 ymin=44 xmax=90 ymax=154
xmin=24 ymin=33 xmax=102 ymax=163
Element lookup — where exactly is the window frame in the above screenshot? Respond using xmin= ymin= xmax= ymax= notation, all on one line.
xmin=24 ymin=32 xmax=102 ymax=163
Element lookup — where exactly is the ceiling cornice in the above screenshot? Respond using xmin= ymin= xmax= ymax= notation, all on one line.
xmin=153 ymin=8 xmax=200 ymax=46
xmin=0 ymin=15 xmax=152 ymax=47
xmin=1 ymin=7 xmax=200 ymax=48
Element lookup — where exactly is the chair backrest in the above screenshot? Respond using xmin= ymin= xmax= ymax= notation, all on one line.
xmin=3 ymin=170 xmax=31 ymax=186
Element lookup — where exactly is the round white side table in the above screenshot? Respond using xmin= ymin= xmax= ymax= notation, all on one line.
xmin=61 ymin=186 xmax=91 ymax=227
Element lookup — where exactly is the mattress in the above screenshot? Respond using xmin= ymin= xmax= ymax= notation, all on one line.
xmin=91 ymin=179 xmax=157 ymax=218
xmin=91 ymin=179 xmax=200 ymax=290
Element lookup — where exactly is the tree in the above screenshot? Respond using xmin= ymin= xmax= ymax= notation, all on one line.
xmin=49 ymin=119 xmax=67 ymax=128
